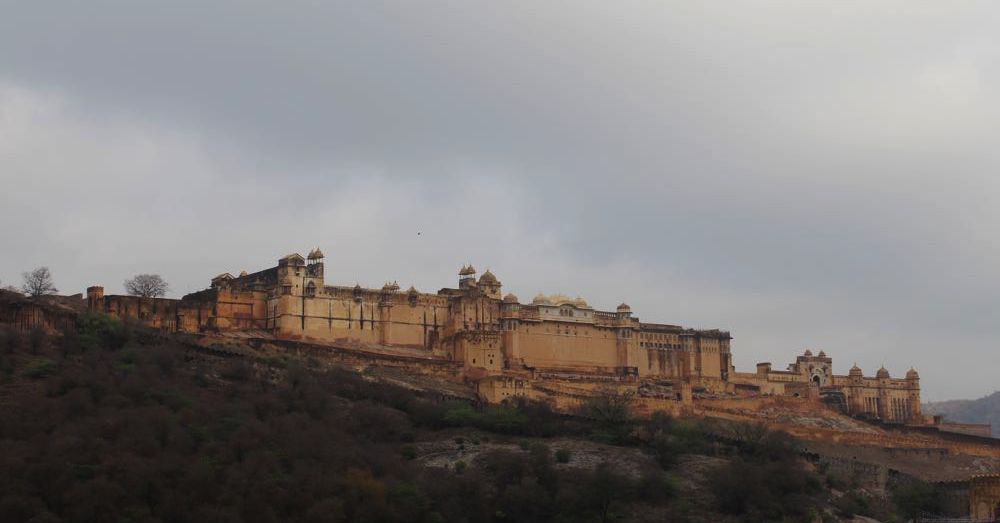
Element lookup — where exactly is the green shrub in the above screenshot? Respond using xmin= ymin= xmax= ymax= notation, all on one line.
xmin=114 ymin=348 xmax=139 ymax=374
xmin=454 ymin=461 xmax=467 ymax=474
xmin=401 ymin=445 xmax=417 ymax=460
xmin=479 ymin=405 xmax=529 ymax=433
xmin=555 ymin=449 xmax=571 ymax=463
xmin=220 ymin=360 xmax=252 ymax=381
xmin=833 ymin=491 xmax=870 ymax=518
xmin=637 ymin=468 xmax=679 ymax=502
xmin=28 ymin=326 xmax=47 ymax=354
xmin=825 ymin=470 xmax=854 ymax=491
xmin=263 ymin=355 xmax=288 ymax=369
xmin=442 ymin=402 xmax=480 ymax=426
xmin=24 ymin=357 xmax=58 ymax=379
xmin=709 ymin=426 xmax=824 ymax=522
xmin=668 ymin=419 xmax=709 ymax=454
xmin=579 ymin=390 xmax=633 ymax=428
xmin=0 ymin=354 xmax=12 ymax=377
xmin=77 ymin=312 xmax=130 ymax=351
xmin=1 ymin=327 xmax=22 ymax=353
xmin=150 ymin=389 xmax=195 ymax=412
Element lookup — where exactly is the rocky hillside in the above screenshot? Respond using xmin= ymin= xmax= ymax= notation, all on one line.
xmin=925 ymin=391 xmax=1000 ymax=434
xmin=0 ymin=316 xmax=964 ymax=522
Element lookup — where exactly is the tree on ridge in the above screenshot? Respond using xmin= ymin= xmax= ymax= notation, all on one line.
xmin=21 ymin=267 xmax=58 ymax=297
xmin=124 ymin=274 xmax=169 ymax=298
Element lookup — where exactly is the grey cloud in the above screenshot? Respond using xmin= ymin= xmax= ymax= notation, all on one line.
xmin=2 ymin=1 xmax=999 ymax=399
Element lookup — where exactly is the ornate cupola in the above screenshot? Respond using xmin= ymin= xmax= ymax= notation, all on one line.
xmin=306 ymin=247 xmax=325 ymax=278
xmin=459 ymin=264 xmax=477 ymax=289
xmin=616 ymin=302 xmax=632 ymax=319
xmin=905 ymin=368 xmax=919 ymax=381
xmin=478 ymin=269 xmax=502 ymax=299
xmin=876 ymin=366 xmax=891 ymax=379
xmin=307 ymin=247 xmax=325 ymax=263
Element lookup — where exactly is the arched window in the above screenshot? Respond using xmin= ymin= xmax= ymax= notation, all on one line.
xmin=305 ymin=281 xmax=316 ymax=297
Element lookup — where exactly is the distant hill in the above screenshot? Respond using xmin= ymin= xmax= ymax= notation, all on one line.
xmin=924 ymin=391 xmax=1000 ymax=434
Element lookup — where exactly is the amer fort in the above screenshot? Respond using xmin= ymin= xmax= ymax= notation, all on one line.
xmin=84 ymin=247 xmax=923 ymax=421
xmin=5 ymin=247 xmax=999 ymax=519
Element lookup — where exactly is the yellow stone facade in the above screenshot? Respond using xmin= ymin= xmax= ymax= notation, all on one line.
xmin=89 ymin=248 xmax=732 ymax=385
xmin=88 ymin=247 xmax=920 ymax=424
xmin=970 ymin=474 xmax=1000 ymax=520
xmin=731 ymin=350 xmax=922 ymax=423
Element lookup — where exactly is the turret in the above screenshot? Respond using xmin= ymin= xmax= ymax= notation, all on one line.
xmin=277 ymin=250 xmax=324 ymax=289
xmin=458 ymin=264 xmax=477 ymax=289
xmin=86 ymin=286 xmax=104 ymax=311
xmin=211 ymin=273 xmax=234 ymax=288
xmin=616 ymin=302 xmax=632 ymax=319
xmin=306 ymin=247 xmax=325 ymax=277
xmin=478 ymin=269 xmax=502 ymax=299
xmin=307 ymin=247 xmax=324 ymax=264
xmin=278 ymin=253 xmax=306 ymax=268
xmin=905 ymin=368 xmax=922 ymax=422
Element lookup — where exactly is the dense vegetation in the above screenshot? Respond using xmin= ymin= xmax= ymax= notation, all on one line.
xmin=0 ymin=315 xmax=946 ymax=522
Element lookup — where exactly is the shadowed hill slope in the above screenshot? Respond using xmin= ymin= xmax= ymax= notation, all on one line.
xmin=0 ymin=316 xmax=967 ymax=522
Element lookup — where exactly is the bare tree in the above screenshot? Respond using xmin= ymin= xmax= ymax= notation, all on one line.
xmin=21 ymin=267 xmax=58 ymax=297
xmin=579 ymin=387 xmax=635 ymax=427
xmin=124 ymin=274 xmax=169 ymax=298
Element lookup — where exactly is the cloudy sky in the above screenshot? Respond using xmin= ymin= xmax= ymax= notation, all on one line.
xmin=2 ymin=2 xmax=998 ymax=400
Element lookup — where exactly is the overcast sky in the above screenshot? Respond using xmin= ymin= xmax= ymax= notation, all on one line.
xmin=2 ymin=2 xmax=998 ymax=400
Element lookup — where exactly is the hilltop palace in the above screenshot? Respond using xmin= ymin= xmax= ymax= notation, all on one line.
xmin=86 ymin=248 xmax=922 ymax=423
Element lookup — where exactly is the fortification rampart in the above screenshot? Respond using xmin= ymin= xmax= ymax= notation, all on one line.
xmin=0 ymin=290 xmax=82 ymax=332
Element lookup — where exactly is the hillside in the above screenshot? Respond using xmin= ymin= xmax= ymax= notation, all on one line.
xmin=925 ymin=392 xmax=1000 ymax=434
xmin=0 ymin=316 xmax=962 ymax=522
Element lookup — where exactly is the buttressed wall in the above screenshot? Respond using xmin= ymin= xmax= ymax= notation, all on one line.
xmin=731 ymin=350 xmax=922 ymax=423
xmin=88 ymin=248 xmax=732 ymax=385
